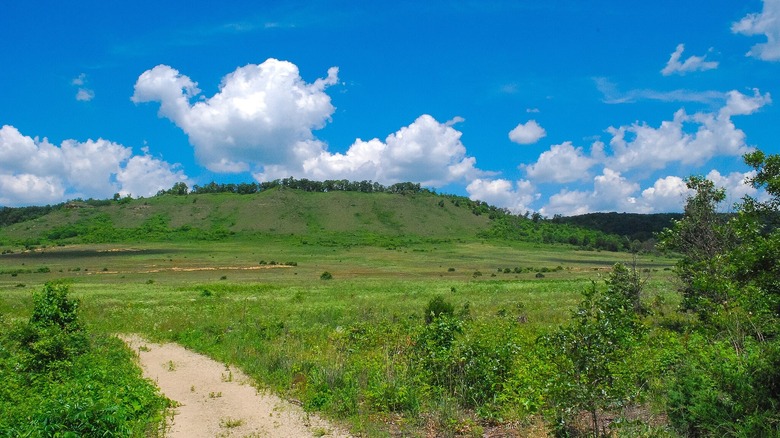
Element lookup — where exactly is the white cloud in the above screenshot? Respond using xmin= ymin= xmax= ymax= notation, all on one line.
xmin=72 ymin=73 xmax=95 ymax=101
xmin=605 ymin=89 xmax=770 ymax=172
xmin=293 ymin=114 xmax=483 ymax=186
xmin=132 ymin=59 xmax=338 ymax=174
xmin=523 ymin=141 xmax=595 ymax=183
xmin=0 ymin=125 xmax=189 ymax=206
xmin=720 ymin=88 xmax=772 ymax=117
xmin=595 ymin=77 xmax=724 ymax=105
xmin=705 ymin=169 xmax=758 ymax=203
xmin=76 ymin=88 xmax=95 ymax=102
xmin=508 ymin=120 xmax=546 ymax=145
xmin=72 ymin=74 xmax=87 ymax=86
xmin=0 ymin=174 xmax=65 ymax=206
xmin=116 ymin=155 xmax=190 ymax=197
xmin=593 ymin=168 xmax=640 ymax=208
xmin=540 ymin=189 xmax=591 ymax=216
xmin=639 ymin=175 xmax=691 ymax=212
xmin=661 ymin=44 xmax=718 ymax=76
xmin=133 ymin=61 xmax=488 ymax=188
xmin=466 ymin=178 xmax=538 ymax=214
xmin=538 ymin=169 xmax=640 ymax=216
xmin=732 ymin=0 xmax=780 ymax=61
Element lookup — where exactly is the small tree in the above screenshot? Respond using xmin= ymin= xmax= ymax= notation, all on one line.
xmin=540 ymin=263 xmax=646 ymax=436
xmin=658 ymin=176 xmax=734 ymax=317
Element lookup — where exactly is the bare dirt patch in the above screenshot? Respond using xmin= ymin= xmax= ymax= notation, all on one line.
xmin=120 ymin=334 xmax=350 ymax=438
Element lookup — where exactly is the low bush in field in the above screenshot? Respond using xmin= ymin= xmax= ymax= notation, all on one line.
xmin=0 ymin=283 xmax=170 ymax=436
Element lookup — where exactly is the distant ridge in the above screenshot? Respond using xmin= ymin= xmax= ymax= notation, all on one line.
xmin=552 ymin=212 xmax=684 ymax=242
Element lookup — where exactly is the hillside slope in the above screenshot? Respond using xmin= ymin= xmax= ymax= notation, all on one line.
xmin=0 ymin=189 xmax=492 ymax=246
xmin=0 ymin=188 xmax=638 ymax=252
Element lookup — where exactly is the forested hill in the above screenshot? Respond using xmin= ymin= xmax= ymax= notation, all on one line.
xmin=0 ymin=179 xmax=632 ymax=252
xmin=551 ymin=212 xmax=683 ymax=242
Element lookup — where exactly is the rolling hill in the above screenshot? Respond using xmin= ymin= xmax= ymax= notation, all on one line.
xmin=0 ymin=185 xmax=637 ymax=251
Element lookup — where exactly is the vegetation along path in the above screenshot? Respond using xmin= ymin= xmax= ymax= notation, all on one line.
xmin=121 ymin=334 xmax=351 ymax=438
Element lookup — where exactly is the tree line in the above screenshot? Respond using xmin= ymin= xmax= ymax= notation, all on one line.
xmin=163 ymin=178 xmax=429 ymax=196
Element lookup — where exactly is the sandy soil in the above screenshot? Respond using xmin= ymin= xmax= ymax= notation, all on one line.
xmin=120 ymin=334 xmax=351 ymax=438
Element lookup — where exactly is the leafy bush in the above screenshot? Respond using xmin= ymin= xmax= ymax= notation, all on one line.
xmin=0 ymin=283 xmax=170 ymax=435
xmin=424 ymin=295 xmax=455 ymax=324
xmin=13 ymin=282 xmax=88 ymax=372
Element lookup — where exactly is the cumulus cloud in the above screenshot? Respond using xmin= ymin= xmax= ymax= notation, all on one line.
xmin=661 ymin=44 xmax=718 ymax=76
xmin=132 ymin=59 xmax=338 ymax=173
xmin=605 ymin=89 xmax=770 ymax=172
xmin=539 ymin=169 xmax=640 ymax=216
xmin=508 ymin=120 xmax=546 ymax=145
xmin=523 ymin=142 xmax=596 ymax=183
xmin=540 ymin=189 xmax=592 ymax=216
xmin=639 ymin=175 xmax=691 ymax=213
xmin=539 ymin=172 xmax=686 ymax=216
xmin=133 ymin=60 xmax=487 ymax=188
xmin=466 ymin=178 xmax=538 ymax=214
xmin=0 ymin=125 xmax=189 ymax=206
xmin=732 ymin=0 xmax=780 ymax=61
xmin=511 ymin=89 xmax=771 ymax=215
xmin=294 ymin=114 xmax=483 ymax=186
xmin=706 ymin=169 xmax=758 ymax=202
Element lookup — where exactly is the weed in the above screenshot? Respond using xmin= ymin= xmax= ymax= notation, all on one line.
xmin=219 ymin=417 xmax=244 ymax=428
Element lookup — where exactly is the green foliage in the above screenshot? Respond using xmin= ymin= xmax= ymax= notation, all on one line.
xmin=424 ymin=295 xmax=455 ymax=324
xmin=0 ymin=204 xmax=61 ymax=227
xmin=539 ymin=264 xmax=647 ymax=436
xmin=482 ymin=214 xmax=629 ymax=251
xmin=665 ymin=334 xmax=780 ymax=436
xmin=320 ymin=271 xmax=333 ymax=280
xmin=12 ymin=282 xmax=88 ymax=372
xmin=553 ymin=212 xmax=683 ymax=243
xmin=658 ymin=176 xmax=734 ymax=317
xmin=658 ymin=150 xmax=780 ymax=436
xmin=0 ymin=284 xmax=169 ymax=436
xmin=415 ymin=310 xmax=463 ymax=394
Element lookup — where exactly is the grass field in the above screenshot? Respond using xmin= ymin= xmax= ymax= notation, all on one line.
xmin=0 ymin=238 xmax=678 ymax=436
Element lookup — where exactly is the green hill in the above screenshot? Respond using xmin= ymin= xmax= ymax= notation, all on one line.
xmin=0 ymin=185 xmax=631 ymax=251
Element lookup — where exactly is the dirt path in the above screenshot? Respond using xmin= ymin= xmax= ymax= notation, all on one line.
xmin=120 ymin=335 xmax=351 ymax=438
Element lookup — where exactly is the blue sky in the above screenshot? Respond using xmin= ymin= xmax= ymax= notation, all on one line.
xmin=1 ymin=0 xmax=779 ymax=214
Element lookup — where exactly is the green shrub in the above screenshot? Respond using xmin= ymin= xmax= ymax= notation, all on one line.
xmin=0 ymin=284 xmax=170 ymax=435
xmin=320 ymin=271 xmax=333 ymax=280
xmin=424 ymin=295 xmax=455 ymax=324
xmin=14 ymin=282 xmax=88 ymax=372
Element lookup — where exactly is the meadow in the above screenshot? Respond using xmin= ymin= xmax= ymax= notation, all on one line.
xmin=0 ymin=237 xmax=678 ymax=436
